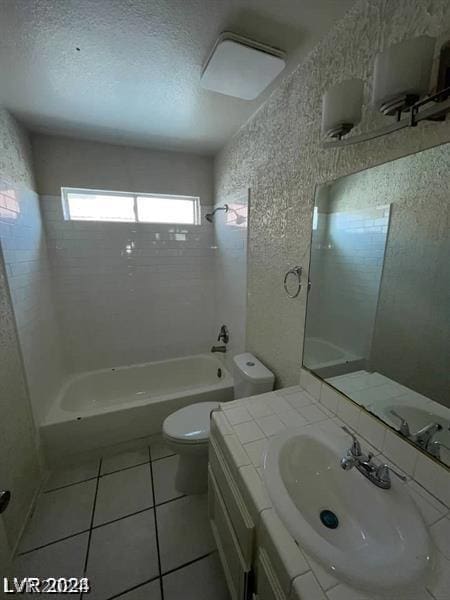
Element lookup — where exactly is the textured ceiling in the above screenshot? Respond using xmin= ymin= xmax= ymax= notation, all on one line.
xmin=0 ymin=0 xmax=354 ymax=154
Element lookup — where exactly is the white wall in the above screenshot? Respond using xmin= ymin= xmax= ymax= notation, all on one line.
xmin=32 ymin=134 xmax=213 ymax=203
xmin=212 ymin=190 xmax=249 ymax=369
xmin=0 ymin=108 xmax=43 ymax=551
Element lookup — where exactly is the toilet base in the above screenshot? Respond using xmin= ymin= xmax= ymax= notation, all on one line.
xmin=175 ymin=453 xmax=208 ymax=494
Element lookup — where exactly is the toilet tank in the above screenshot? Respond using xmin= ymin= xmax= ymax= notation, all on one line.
xmin=232 ymin=353 xmax=275 ymax=399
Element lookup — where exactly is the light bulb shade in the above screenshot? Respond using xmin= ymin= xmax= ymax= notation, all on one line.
xmin=372 ymin=36 xmax=436 ymax=113
xmin=321 ymin=79 xmax=363 ymax=138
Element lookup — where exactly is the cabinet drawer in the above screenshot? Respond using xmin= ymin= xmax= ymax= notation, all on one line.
xmin=209 ymin=467 xmax=250 ymax=600
xmin=256 ymin=548 xmax=286 ymax=600
xmin=209 ymin=435 xmax=254 ymax=563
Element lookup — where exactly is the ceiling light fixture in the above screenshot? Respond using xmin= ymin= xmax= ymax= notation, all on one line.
xmin=200 ymin=32 xmax=286 ymax=101
xmin=322 ymin=36 xmax=450 ymax=148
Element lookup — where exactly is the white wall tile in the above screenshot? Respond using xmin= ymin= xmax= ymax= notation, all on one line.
xmin=0 ymin=181 xmax=65 ymax=424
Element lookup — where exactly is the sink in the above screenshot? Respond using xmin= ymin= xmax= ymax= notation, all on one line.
xmin=263 ymin=423 xmax=433 ymax=594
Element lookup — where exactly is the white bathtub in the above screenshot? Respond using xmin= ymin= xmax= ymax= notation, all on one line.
xmin=303 ymin=337 xmax=360 ymax=370
xmin=41 ymin=354 xmax=233 ymax=461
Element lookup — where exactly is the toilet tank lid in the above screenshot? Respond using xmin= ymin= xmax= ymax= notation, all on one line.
xmin=233 ymin=353 xmax=274 ymax=384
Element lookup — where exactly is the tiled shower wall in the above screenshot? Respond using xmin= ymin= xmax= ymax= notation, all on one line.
xmin=306 ymin=205 xmax=389 ymax=361
xmin=0 ymin=109 xmax=42 ymax=550
xmin=213 ymin=190 xmax=249 ymax=369
xmin=40 ymin=197 xmax=217 ymax=373
xmin=0 ymin=184 xmax=65 ymax=423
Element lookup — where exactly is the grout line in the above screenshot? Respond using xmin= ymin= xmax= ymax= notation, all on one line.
xmin=43 ymin=476 xmax=98 ymax=494
xmin=16 ymin=529 xmax=91 ymax=556
xmin=17 ymin=496 xmax=187 ymax=557
xmin=44 ymin=459 xmax=153 ymax=495
xmin=104 ymin=550 xmax=219 ymax=600
xmin=82 ymin=458 xmax=103 ymax=574
xmin=100 ymin=460 xmax=151 ymax=478
xmin=92 ymin=507 xmax=154 ymax=529
xmin=104 ymin=575 xmax=161 ymax=600
xmin=151 ymin=453 xmax=176 ymax=463
xmin=90 ymin=494 xmax=186 ymax=531
xmin=148 ymin=447 xmax=165 ymax=600
xmin=161 ymin=550 xmax=217 ymax=578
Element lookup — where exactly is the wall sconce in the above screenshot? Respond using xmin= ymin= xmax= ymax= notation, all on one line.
xmin=322 ymin=79 xmax=363 ymax=139
xmin=372 ymin=36 xmax=435 ymax=116
xmin=322 ymin=36 xmax=450 ymax=148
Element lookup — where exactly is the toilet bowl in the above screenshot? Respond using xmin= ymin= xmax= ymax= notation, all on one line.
xmin=163 ymin=401 xmax=219 ymax=494
xmin=162 ymin=353 xmax=274 ymax=494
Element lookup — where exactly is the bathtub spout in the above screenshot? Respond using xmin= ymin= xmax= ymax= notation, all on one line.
xmin=211 ymin=345 xmax=227 ymax=353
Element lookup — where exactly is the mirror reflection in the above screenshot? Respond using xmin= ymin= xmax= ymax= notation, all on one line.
xmin=304 ymin=143 xmax=450 ymax=466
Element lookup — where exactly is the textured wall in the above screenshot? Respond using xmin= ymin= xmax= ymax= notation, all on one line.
xmin=0 ymin=108 xmax=42 ymax=550
xmin=325 ymin=144 xmax=450 ymax=407
xmin=32 ymin=134 xmax=214 ymax=203
xmin=214 ymin=0 xmax=450 ymax=387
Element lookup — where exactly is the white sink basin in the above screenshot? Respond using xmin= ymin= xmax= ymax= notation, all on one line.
xmin=263 ymin=423 xmax=433 ymax=595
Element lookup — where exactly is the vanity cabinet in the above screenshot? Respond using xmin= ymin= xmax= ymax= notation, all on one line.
xmin=208 ymin=434 xmax=255 ymax=600
xmin=208 ymin=433 xmax=307 ymax=600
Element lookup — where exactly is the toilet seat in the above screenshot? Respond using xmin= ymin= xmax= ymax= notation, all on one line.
xmin=162 ymin=401 xmax=219 ymax=445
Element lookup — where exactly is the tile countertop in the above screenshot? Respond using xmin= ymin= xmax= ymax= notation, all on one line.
xmin=211 ymin=380 xmax=450 ymax=600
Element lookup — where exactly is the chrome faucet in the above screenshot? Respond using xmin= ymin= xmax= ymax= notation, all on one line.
xmin=427 ymin=438 xmax=450 ymax=460
xmin=389 ymin=409 xmax=411 ymax=437
xmin=413 ymin=422 xmax=443 ymax=449
xmin=389 ymin=409 xmax=443 ymax=452
xmin=217 ymin=324 xmax=229 ymax=344
xmin=340 ymin=427 xmax=407 ymax=489
xmin=211 ymin=345 xmax=227 ymax=353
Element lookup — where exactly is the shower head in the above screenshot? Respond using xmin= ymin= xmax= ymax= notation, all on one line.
xmin=205 ymin=204 xmax=229 ymax=223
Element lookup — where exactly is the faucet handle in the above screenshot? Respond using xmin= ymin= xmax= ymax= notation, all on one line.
xmin=376 ymin=463 xmax=408 ymax=486
xmin=341 ymin=426 xmax=362 ymax=457
xmin=389 ymin=409 xmax=410 ymax=437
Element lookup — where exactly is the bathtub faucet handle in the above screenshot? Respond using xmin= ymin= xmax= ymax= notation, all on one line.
xmin=217 ymin=324 xmax=229 ymax=344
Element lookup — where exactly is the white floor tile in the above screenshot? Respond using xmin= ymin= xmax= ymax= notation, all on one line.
xmin=163 ymin=553 xmax=229 ymax=600
xmin=20 ymin=481 xmax=96 ymax=552
xmin=13 ymin=533 xmax=88 ymax=599
xmin=152 ymin=455 xmax=183 ymax=505
xmin=149 ymin=436 xmax=175 ymax=461
xmin=114 ymin=580 xmax=161 ymax=600
xmin=44 ymin=460 xmax=100 ymax=491
xmin=101 ymin=448 xmax=149 ymax=475
xmin=94 ymin=463 xmax=153 ymax=526
xmin=87 ymin=510 xmax=159 ymax=600
xmin=157 ymin=495 xmax=215 ymax=573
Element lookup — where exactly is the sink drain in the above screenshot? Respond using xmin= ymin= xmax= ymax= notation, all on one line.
xmin=320 ymin=510 xmax=339 ymax=529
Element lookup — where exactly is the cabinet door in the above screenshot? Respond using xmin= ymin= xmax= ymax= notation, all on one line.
xmin=256 ymin=549 xmax=287 ymax=600
xmin=209 ymin=467 xmax=251 ymax=600
xmin=209 ymin=436 xmax=254 ymax=562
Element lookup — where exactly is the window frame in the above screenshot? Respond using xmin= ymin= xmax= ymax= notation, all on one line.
xmin=61 ymin=187 xmax=201 ymax=225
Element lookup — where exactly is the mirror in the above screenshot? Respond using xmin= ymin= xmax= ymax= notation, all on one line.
xmin=304 ymin=142 xmax=450 ymax=467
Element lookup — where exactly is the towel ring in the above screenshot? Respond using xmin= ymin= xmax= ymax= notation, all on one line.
xmin=283 ymin=266 xmax=302 ymax=298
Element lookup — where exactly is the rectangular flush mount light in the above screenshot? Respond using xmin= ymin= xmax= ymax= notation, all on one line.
xmin=201 ymin=32 xmax=286 ymax=100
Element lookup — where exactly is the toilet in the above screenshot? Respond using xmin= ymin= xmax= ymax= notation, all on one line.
xmin=162 ymin=353 xmax=274 ymax=494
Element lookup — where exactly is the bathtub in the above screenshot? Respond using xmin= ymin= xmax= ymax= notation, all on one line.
xmin=41 ymin=354 xmax=233 ymax=462
xmin=303 ymin=337 xmax=362 ymax=371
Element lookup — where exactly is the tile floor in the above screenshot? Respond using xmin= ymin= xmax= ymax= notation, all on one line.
xmin=13 ymin=439 xmax=230 ymax=600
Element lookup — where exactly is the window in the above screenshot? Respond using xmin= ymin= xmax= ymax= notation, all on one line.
xmin=61 ymin=188 xmax=200 ymax=225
